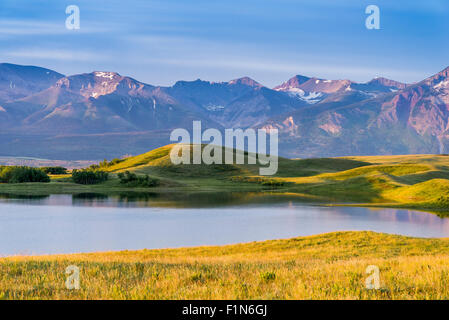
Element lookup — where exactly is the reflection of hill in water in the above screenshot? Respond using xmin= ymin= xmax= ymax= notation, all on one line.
xmin=0 ymin=192 xmax=317 ymax=208
xmin=0 ymin=193 xmax=49 ymax=200
xmin=70 ymin=192 xmax=314 ymax=208
xmin=0 ymin=192 xmax=449 ymax=233
xmin=1 ymin=192 xmax=449 ymax=240
xmin=0 ymin=193 xmax=50 ymax=205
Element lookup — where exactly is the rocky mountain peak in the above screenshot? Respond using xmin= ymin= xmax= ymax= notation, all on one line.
xmin=228 ymin=77 xmax=263 ymax=88
xmin=54 ymin=71 xmax=150 ymax=99
xmin=367 ymin=77 xmax=407 ymax=90
xmin=273 ymin=75 xmax=310 ymax=90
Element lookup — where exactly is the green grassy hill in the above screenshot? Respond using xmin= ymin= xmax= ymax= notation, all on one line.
xmin=1 ymin=144 xmax=449 ymax=214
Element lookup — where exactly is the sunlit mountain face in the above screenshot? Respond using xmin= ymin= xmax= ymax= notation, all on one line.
xmin=261 ymin=66 xmax=449 ymax=157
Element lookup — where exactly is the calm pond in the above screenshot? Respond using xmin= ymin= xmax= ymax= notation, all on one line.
xmin=0 ymin=193 xmax=448 ymax=256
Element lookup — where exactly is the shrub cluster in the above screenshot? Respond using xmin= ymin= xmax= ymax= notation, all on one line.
xmin=117 ymin=171 xmax=159 ymax=187
xmin=72 ymin=169 xmax=109 ymax=185
xmin=0 ymin=166 xmax=50 ymax=183
xmin=41 ymin=166 xmax=68 ymax=175
xmin=89 ymin=158 xmax=125 ymax=170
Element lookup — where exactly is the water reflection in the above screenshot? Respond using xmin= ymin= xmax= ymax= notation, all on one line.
xmin=0 ymin=192 xmax=314 ymax=208
xmin=0 ymin=193 xmax=49 ymax=200
xmin=1 ymin=193 xmax=449 ymax=256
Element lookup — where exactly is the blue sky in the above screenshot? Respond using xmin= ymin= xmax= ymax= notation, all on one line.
xmin=0 ymin=0 xmax=448 ymax=87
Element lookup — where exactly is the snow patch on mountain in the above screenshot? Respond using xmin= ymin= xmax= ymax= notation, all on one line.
xmin=434 ymin=80 xmax=449 ymax=90
xmin=276 ymin=87 xmax=323 ymax=104
xmin=94 ymin=72 xmax=116 ymax=80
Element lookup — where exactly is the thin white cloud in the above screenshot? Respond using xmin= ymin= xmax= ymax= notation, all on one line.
xmin=126 ymin=34 xmax=428 ymax=84
xmin=0 ymin=19 xmax=110 ymax=36
xmin=3 ymin=49 xmax=104 ymax=62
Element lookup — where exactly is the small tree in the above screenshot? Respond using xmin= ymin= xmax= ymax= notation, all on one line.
xmin=0 ymin=166 xmax=50 ymax=183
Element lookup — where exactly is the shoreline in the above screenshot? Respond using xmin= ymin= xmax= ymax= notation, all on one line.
xmin=2 ymin=230 xmax=449 ymax=259
xmin=0 ymin=180 xmax=448 ymax=216
xmin=1 ymin=231 xmax=449 ymax=299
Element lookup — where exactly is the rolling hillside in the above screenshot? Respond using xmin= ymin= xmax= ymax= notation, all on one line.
xmin=2 ymin=144 xmax=448 ymax=214
xmin=98 ymin=145 xmax=449 ymax=213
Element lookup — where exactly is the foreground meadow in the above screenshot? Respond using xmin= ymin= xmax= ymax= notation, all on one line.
xmin=1 ymin=231 xmax=449 ymax=300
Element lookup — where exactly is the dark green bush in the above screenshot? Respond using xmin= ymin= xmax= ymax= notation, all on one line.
xmin=117 ymin=171 xmax=159 ymax=187
xmin=72 ymin=169 xmax=109 ymax=185
xmin=41 ymin=166 xmax=68 ymax=175
xmin=0 ymin=166 xmax=50 ymax=183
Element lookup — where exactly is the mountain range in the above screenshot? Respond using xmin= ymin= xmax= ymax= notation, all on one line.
xmin=0 ymin=62 xmax=448 ymax=159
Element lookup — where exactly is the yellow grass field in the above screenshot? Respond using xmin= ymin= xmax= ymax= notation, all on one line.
xmin=2 ymin=231 xmax=449 ymax=300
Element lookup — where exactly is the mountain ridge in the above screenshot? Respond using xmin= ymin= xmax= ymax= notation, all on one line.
xmin=1 ymin=62 xmax=448 ymax=159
